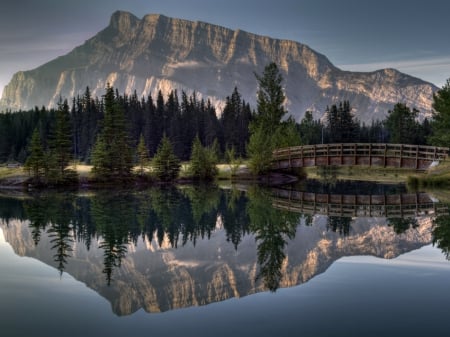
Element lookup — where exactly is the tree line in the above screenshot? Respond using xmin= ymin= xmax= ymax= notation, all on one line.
xmin=0 ymin=85 xmax=251 ymax=164
xmin=1 ymin=63 xmax=449 ymax=182
xmin=0 ymin=83 xmax=252 ymax=183
xmin=298 ymin=101 xmax=432 ymax=146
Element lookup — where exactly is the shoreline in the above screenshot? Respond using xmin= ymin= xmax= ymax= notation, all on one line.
xmin=2 ymin=162 xmax=449 ymax=192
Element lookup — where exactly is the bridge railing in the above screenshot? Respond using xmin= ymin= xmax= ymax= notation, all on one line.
xmin=272 ymin=143 xmax=449 ymax=169
xmin=270 ymin=189 xmax=448 ymax=218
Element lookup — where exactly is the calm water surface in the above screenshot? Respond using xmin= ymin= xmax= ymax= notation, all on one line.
xmin=1 ymin=182 xmax=450 ymax=337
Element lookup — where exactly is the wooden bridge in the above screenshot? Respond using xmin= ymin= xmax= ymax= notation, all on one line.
xmin=272 ymin=143 xmax=449 ymax=170
xmin=271 ymin=188 xmax=448 ymax=218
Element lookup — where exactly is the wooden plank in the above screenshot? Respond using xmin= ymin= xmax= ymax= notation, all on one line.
xmin=271 ymin=143 xmax=449 ymax=170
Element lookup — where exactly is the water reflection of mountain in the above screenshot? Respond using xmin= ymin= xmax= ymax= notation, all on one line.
xmin=0 ymin=185 xmax=447 ymax=316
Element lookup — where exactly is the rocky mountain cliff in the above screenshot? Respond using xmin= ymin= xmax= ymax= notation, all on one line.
xmin=0 ymin=216 xmax=433 ymax=316
xmin=0 ymin=11 xmax=437 ymax=122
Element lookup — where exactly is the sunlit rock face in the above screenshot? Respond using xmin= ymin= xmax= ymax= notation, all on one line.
xmin=0 ymin=216 xmax=433 ymax=316
xmin=0 ymin=11 xmax=437 ymax=122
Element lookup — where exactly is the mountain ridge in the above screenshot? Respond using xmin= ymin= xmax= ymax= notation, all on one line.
xmin=0 ymin=10 xmax=438 ymax=122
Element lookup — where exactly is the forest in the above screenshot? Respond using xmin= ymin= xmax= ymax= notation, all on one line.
xmin=0 ymin=86 xmax=251 ymax=164
xmin=0 ymin=63 xmax=449 ymax=183
xmin=0 ymin=87 xmax=435 ymax=163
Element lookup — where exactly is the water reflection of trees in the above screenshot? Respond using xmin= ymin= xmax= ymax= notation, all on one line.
xmin=387 ymin=218 xmax=419 ymax=234
xmin=433 ymin=214 xmax=450 ymax=259
xmin=7 ymin=187 xmax=254 ymax=284
xmin=1 ymin=186 xmax=448 ymax=290
xmin=24 ymin=195 xmax=74 ymax=274
xmin=326 ymin=216 xmax=351 ymax=236
xmin=247 ymin=187 xmax=299 ymax=291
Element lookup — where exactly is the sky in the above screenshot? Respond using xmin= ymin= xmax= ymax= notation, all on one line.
xmin=1 ymin=0 xmax=450 ymax=94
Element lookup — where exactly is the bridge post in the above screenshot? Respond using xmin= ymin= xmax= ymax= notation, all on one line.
xmin=399 ymin=144 xmax=403 ymax=168
xmin=301 ymin=146 xmax=304 ymax=167
xmin=327 ymin=144 xmax=330 ymax=166
xmin=313 ymin=145 xmax=316 ymax=166
xmin=288 ymin=147 xmax=291 ymax=168
xmin=415 ymin=145 xmax=419 ymax=169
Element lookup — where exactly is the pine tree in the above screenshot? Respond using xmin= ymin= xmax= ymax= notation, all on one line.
xmin=91 ymin=135 xmax=109 ymax=179
xmin=220 ymin=87 xmax=251 ymax=157
xmin=254 ymin=63 xmax=287 ymax=133
xmin=430 ymin=79 xmax=450 ymax=147
xmin=247 ymin=127 xmax=273 ymax=175
xmin=248 ymin=62 xmax=298 ymax=174
xmin=91 ymin=84 xmax=133 ymax=180
xmin=189 ymin=135 xmax=218 ymax=180
xmin=52 ymin=99 xmax=74 ymax=180
xmin=152 ymin=134 xmax=181 ymax=181
xmin=385 ymin=103 xmax=419 ymax=144
xmin=136 ymin=134 xmax=149 ymax=176
xmin=24 ymin=128 xmax=46 ymax=181
xmin=299 ymin=111 xmax=323 ymax=145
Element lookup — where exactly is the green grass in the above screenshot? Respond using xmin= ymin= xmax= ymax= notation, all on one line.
xmin=407 ymin=158 xmax=450 ymax=189
xmin=304 ymin=165 xmax=421 ymax=183
xmin=0 ymin=166 xmax=28 ymax=186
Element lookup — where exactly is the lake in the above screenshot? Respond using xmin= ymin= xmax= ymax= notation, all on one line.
xmin=1 ymin=181 xmax=450 ymax=337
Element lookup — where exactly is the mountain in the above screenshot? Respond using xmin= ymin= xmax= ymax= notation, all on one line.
xmin=0 ymin=11 xmax=438 ymax=122
xmin=0 ymin=216 xmax=433 ymax=316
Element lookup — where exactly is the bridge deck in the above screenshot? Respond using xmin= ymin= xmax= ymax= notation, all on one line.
xmin=272 ymin=143 xmax=449 ymax=170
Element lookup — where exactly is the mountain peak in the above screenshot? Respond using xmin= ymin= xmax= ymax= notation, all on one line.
xmin=0 ymin=11 xmax=438 ymax=122
xmin=109 ymin=11 xmax=139 ymax=27
xmin=109 ymin=10 xmax=139 ymax=30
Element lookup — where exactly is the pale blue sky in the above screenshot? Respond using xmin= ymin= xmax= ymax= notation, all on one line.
xmin=1 ymin=0 xmax=449 ymax=93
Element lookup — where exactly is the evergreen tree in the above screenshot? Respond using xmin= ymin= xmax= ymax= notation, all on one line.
xmin=220 ymin=87 xmax=252 ymax=157
xmin=189 ymin=135 xmax=218 ymax=180
xmin=91 ymin=135 xmax=109 ymax=179
xmin=225 ymin=146 xmax=243 ymax=176
xmin=272 ymin=117 xmax=301 ymax=148
xmin=142 ymin=94 xmax=157 ymax=155
xmin=247 ymin=127 xmax=273 ymax=174
xmin=152 ymin=134 xmax=181 ymax=181
xmin=51 ymin=99 xmax=75 ymax=181
xmin=325 ymin=101 xmax=358 ymax=143
xmin=91 ymin=84 xmax=133 ymax=180
xmin=203 ymin=99 xmax=221 ymax=149
xmin=298 ymin=111 xmax=323 ymax=145
xmin=248 ymin=63 xmax=299 ymax=174
xmin=155 ymin=90 xmax=166 ymax=142
xmin=429 ymin=79 xmax=450 ymax=147
xmin=385 ymin=103 xmax=419 ymax=144
xmin=136 ymin=134 xmax=149 ymax=176
xmin=254 ymin=63 xmax=287 ymax=133
xmin=24 ymin=128 xmax=46 ymax=181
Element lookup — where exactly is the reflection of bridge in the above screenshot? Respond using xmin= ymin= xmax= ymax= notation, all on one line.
xmin=272 ymin=143 xmax=449 ymax=170
xmin=271 ymin=188 xmax=448 ymax=218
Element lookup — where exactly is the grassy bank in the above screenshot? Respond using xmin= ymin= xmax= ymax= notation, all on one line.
xmin=0 ymin=166 xmax=28 ymax=187
xmin=304 ymin=165 xmax=423 ymax=184
xmin=3 ymin=160 xmax=450 ymax=190
xmin=406 ymin=158 xmax=450 ymax=189
xmin=0 ymin=163 xmax=250 ymax=189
